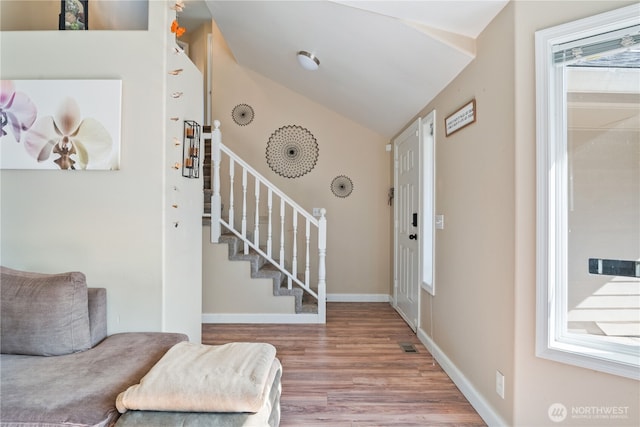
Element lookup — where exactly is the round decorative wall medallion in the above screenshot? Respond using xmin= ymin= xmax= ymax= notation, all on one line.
xmin=266 ymin=125 xmax=318 ymax=178
xmin=231 ymin=103 xmax=254 ymax=126
xmin=331 ymin=175 xmax=354 ymax=198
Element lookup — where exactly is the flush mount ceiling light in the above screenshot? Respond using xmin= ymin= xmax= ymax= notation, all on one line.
xmin=296 ymin=51 xmax=320 ymax=71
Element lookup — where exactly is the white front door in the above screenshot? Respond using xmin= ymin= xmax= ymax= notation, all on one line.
xmin=394 ymin=120 xmax=420 ymax=331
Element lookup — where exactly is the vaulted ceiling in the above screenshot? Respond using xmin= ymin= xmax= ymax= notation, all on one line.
xmin=185 ymin=0 xmax=509 ymax=138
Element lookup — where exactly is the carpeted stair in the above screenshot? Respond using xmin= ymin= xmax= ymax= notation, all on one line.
xmin=217 ymin=233 xmax=318 ymax=314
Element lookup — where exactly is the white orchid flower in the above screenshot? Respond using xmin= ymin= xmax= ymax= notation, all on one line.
xmin=0 ymin=80 xmax=37 ymax=141
xmin=24 ymin=97 xmax=112 ymax=170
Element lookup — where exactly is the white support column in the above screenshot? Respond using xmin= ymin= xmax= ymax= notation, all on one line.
xmin=317 ymin=209 xmax=327 ymax=323
xmin=210 ymin=120 xmax=222 ymax=243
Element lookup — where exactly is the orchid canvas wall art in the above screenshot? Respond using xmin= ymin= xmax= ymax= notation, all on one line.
xmin=0 ymin=80 xmax=121 ymax=170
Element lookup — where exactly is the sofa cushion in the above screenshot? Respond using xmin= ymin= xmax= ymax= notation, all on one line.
xmin=88 ymin=287 xmax=108 ymax=347
xmin=0 ymin=266 xmax=92 ymax=356
xmin=0 ymin=332 xmax=188 ymax=427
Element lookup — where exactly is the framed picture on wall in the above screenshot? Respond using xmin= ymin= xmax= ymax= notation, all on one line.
xmin=0 ymin=79 xmax=122 ymax=170
xmin=59 ymin=0 xmax=88 ymax=30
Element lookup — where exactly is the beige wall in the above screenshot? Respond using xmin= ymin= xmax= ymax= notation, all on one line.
xmin=0 ymin=1 xmax=204 ymax=341
xmin=414 ymin=3 xmax=517 ymax=422
xmin=181 ymin=20 xmax=210 ymax=120
xmin=205 ymin=19 xmax=392 ymax=302
xmin=404 ymin=1 xmax=639 ymax=426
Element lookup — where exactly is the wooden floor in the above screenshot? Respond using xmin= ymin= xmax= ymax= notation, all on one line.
xmin=201 ymin=302 xmax=486 ymax=427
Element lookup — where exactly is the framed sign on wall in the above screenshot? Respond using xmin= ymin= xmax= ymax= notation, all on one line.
xmin=445 ymin=99 xmax=476 ymax=136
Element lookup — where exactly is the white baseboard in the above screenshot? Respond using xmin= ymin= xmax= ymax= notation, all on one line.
xmin=202 ymin=313 xmax=322 ymax=324
xmin=417 ymin=327 xmax=508 ymax=427
xmin=203 ymin=296 xmax=389 ymax=323
xmin=326 ymin=293 xmax=391 ymax=302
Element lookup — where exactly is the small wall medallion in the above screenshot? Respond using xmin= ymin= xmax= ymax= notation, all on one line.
xmin=231 ymin=103 xmax=254 ymax=126
xmin=331 ymin=175 xmax=353 ymax=198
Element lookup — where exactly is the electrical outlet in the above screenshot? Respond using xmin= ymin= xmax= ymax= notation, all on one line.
xmin=496 ymin=370 xmax=505 ymax=399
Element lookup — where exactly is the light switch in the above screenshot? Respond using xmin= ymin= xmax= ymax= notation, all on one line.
xmin=435 ymin=215 xmax=444 ymax=230
xmin=313 ymin=208 xmax=321 ymax=217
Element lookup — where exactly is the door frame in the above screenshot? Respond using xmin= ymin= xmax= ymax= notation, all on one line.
xmin=393 ymin=111 xmax=437 ymax=330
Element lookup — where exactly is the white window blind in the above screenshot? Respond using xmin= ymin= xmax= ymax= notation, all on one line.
xmin=553 ymin=25 xmax=640 ymax=65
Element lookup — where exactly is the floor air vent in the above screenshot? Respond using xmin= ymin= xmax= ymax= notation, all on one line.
xmin=399 ymin=342 xmax=418 ymax=353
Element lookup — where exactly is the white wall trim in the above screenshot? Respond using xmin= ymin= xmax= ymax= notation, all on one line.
xmin=417 ymin=327 xmax=507 ymax=427
xmin=326 ymin=293 xmax=391 ymax=302
xmin=203 ymin=295 xmax=390 ymax=323
xmin=202 ymin=313 xmax=322 ymax=324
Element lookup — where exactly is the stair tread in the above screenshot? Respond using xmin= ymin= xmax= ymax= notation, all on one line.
xmin=259 ymin=263 xmax=284 ymax=272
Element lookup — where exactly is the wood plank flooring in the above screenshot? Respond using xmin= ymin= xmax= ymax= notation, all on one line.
xmin=201 ymin=302 xmax=486 ymax=427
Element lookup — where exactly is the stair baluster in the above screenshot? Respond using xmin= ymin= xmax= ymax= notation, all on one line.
xmin=228 ymin=158 xmax=235 ymax=230
xmin=305 ymin=218 xmax=311 ymax=286
xmin=254 ymin=176 xmax=260 ymax=250
xmin=291 ymin=213 xmax=297 ymax=290
xmin=241 ymin=168 xmax=248 ymax=254
xmin=279 ymin=199 xmax=285 ymax=271
xmin=267 ymin=189 xmax=273 ymax=258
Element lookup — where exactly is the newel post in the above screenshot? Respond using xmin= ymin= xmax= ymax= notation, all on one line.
xmin=318 ymin=208 xmax=327 ymax=323
xmin=211 ymin=120 xmax=222 ymax=243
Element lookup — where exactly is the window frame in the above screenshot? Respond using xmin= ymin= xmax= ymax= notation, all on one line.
xmin=535 ymin=4 xmax=640 ymax=381
xmin=421 ymin=110 xmax=436 ymax=296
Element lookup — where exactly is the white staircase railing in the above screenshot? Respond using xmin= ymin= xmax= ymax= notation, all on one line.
xmin=208 ymin=120 xmax=326 ymax=323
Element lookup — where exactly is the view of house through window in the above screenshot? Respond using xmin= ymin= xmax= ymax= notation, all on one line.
xmin=565 ymin=55 xmax=640 ymax=344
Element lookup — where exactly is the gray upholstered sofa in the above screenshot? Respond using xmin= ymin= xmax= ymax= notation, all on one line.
xmin=0 ymin=266 xmax=188 ymax=427
xmin=0 ymin=266 xmax=283 ymax=427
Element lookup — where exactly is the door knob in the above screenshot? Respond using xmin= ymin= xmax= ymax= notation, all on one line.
xmin=409 ymin=234 xmax=417 ymax=240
